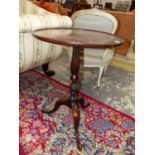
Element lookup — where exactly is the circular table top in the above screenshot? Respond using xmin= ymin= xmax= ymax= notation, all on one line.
xmin=32 ymin=28 xmax=124 ymax=48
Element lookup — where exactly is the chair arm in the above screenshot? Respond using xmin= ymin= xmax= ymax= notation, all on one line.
xmin=19 ymin=14 xmax=72 ymax=32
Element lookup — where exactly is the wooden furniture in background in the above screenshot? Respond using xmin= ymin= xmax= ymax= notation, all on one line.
xmin=74 ymin=3 xmax=91 ymax=12
xmin=104 ymin=2 xmax=113 ymax=10
xmin=93 ymin=0 xmax=103 ymax=8
xmin=34 ymin=1 xmax=71 ymax=15
xmin=105 ymin=10 xmax=135 ymax=55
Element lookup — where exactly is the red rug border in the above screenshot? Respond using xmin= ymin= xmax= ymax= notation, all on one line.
xmin=28 ymin=69 xmax=135 ymax=121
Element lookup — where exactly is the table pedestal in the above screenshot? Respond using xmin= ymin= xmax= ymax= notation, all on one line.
xmin=42 ymin=47 xmax=90 ymax=151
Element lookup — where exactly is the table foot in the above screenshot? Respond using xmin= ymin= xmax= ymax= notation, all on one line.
xmin=78 ymin=96 xmax=90 ymax=108
xmin=42 ymin=99 xmax=70 ymax=114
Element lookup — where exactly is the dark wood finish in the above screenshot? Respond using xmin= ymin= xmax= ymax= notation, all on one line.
xmin=104 ymin=10 xmax=135 ymax=55
xmin=32 ymin=28 xmax=124 ymax=150
xmin=42 ymin=63 xmax=55 ymax=76
xmin=93 ymin=0 xmax=103 ymax=9
xmin=74 ymin=3 xmax=91 ymax=12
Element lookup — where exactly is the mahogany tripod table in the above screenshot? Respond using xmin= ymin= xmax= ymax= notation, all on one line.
xmin=32 ymin=28 xmax=124 ymax=151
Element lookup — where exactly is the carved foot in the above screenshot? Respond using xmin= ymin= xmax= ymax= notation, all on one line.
xmin=42 ymin=63 xmax=55 ymax=76
xmin=42 ymin=99 xmax=69 ymax=114
xmin=72 ymin=104 xmax=82 ymax=151
xmin=78 ymin=96 xmax=90 ymax=108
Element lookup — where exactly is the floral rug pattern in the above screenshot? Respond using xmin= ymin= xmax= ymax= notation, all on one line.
xmin=19 ymin=70 xmax=135 ymax=155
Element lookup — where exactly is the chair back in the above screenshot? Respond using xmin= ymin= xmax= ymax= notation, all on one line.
xmin=71 ymin=8 xmax=118 ymax=34
xmin=68 ymin=9 xmax=119 ymax=86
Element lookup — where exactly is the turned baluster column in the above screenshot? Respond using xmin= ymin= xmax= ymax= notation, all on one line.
xmin=70 ymin=46 xmax=82 ymax=150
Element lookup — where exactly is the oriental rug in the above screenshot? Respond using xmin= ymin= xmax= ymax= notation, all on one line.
xmin=19 ymin=70 xmax=135 ymax=155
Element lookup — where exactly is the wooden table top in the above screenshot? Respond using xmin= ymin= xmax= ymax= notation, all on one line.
xmin=32 ymin=28 xmax=124 ymax=48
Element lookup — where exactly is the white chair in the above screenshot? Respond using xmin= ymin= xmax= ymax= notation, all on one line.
xmin=67 ymin=8 xmax=118 ymax=87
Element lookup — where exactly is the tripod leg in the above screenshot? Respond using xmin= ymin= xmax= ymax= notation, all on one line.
xmin=71 ymin=103 xmax=82 ymax=151
xmin=42 ymin=99 xmax=69 ymax=114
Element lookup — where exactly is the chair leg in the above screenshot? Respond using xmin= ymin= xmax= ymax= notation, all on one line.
xmin=42 ymin=63 xmax=55 ymax=76
xmin=97 ymin=67 xmax=104 ymax=87
xmin=104 ymin=65 xmax=108 ymax=74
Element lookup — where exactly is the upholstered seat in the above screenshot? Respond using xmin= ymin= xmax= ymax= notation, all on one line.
xmin=19 ymin=0 xmax=72 ymax=73
xmin=67 ymin=8 xmax=118 ymax=87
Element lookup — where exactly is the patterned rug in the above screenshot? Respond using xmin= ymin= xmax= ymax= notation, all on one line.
xmin=19 ymin=70 xmax=135 ymax=155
